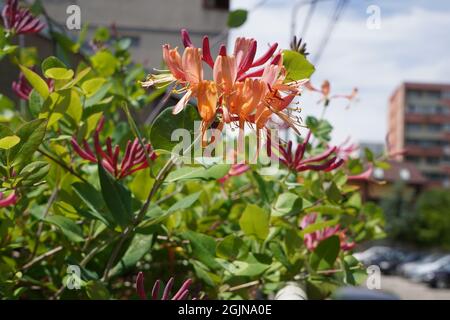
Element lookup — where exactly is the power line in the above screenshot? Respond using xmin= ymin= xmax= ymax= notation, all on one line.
xmin=299 ymin=0 xmax=318 ymax=39
xmin=313 ymin=0 xmax=348 ymax=66
xmin=289 ymin=0 xmax=336 ymax=40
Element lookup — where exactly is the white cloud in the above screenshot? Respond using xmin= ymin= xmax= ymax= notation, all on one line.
xmin=229 ymin=1 xmax=450 ymax=144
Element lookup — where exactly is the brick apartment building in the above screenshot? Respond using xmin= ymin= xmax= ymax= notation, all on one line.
xmin=388 ymin=82 xmax=450 ymax=187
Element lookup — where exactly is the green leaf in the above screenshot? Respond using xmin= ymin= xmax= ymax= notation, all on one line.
xmin=17 ymin=161 xmax=49 ymax=186
xmin=46 ymin=215 xmax=84 ymax=242
xmin=150 ymin=105 xmax=201 ymax=152
xmin=252 ymin=171 xmax=272 ymax=204
xmin=41 ymin=56 xmax=66 ymax=74
xmin=181 ymin=231 xmax=220 ymax=270
xmin=91 ymin=50 xmax=118 ymax=77
xmin=0 ymin=94 xmax=14 ymax=110
xmin=167 ymin=191 xmax=202 ymax=214
xmin=84 ymin=82 xmax=112 ymax=108
xmin=326 ymin=182 xmax=342 ymax=203
xmin=166 ymin=165 xmax=231 ymax=182
xmin=85 ymin=280 xmax=110 ymax=300
xmin=60 ymin=67 xmax=92 ymax=90
xmin=282 ymin=50 xmax=315 ymax=82
xmin=44 ymin=67 xmax=74 ymax=80
xmin=142 ymin=192 xmax=202 ymax=227
xmin=28 ymin=90 xmax=44 ymax=116
xmin=239 ymin=204 xmax=270 ymax=240
xmin=306 ymin=117 xmax=333 ymax=141
xmin=10 ymin=119 xmax=47 ymax=169
xmin=342 ymin=255 xmax=363 ymax=285
xmin=218 ymin=254 xmax=270 ymax=277
xmin=98 ymin=163 xmax=133 ymax=227
xmin=347 ymin=192 xmax=362 ymax=209
xmin=66 ymin=89 xmax=82 ymax=123
xmin=300 ymin=218 xmax=339 ymax=237
xmin=272 ymin=192 xmax=302 ymax=217
xmin=216 ymin=235 xmax=244 ymax=260
xmin=227 ymin=9 xmax=248 ymax=28
xmin=94 ymin=27 xmax=110 ymax=42
xmin=0 ymin=135 xmax=20 ymax=149
xmin=364 ymin=147 xmax=374 ymax=162
xmin=72 ymin=182 xmax=114 ymax=227
xmin=109 ymin=233 xmax=154 ymax=277
xmin=309 ymin=235 xmax=340 ymax=271
xmin=304 ymin=204 xmax=345 ymax=215
xmin=269 ymin=242 xmax=291 ymax=269
xmin=81 ymin=78 xmax=106 ymax=97
xmin=19 ymin=65 xmax=49 ymax=99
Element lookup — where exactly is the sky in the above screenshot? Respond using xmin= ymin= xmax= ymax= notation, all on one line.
xmin=229 ymin=0 xmax=450 ymax=145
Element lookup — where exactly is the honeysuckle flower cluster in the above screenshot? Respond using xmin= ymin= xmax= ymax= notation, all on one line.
xmin=278 ymin=131 xmax=344 ymax=173
xmin=142 ymin=29 xmax=307 ymax=144
xmin=136 ymin=272 xmax=194 ymax=300
xmin=0 ymin=191 xmax=17 ymax=207
xmin=1 ymin=0 xmax=45 ymax=35
xmin=71 ymin=117 xmax=157 ymax=179
xmin=300 ymin=213 xmax=355 ymax=251
xmin=12 ymin=71 xmax=54 ymax=100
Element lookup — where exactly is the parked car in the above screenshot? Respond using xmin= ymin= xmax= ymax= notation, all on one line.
xmin=353 ymin=246 xmax=392 ymax=266
xmin=422 ymin=264 xmax=450 ymax=289
xmin=405 ymin=254 xmax=450 ymax=282
xmin=369 ymin=249 xmax=407 ymax=274
xmin=398 ymin=253 xmax=444 ymax=277
xmin=354 ymin=246 xmax=407 ymax=274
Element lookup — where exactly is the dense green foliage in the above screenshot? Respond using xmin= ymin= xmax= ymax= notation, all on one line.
xmin=0 ymin=1 xmax=386 ymax=300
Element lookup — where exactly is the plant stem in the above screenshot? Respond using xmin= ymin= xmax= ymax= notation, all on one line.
xmin=101 ymin=156 xmax=176 ymax=282
xmin=51 ymin=237 xmax=116 ymax=299
xmin=29 ymin=186 xmax=59 ymax=260
xmin=22 ymin=245 xmax=63 ymax=271
xmin=38 ymin=148 xmax=89 ymax=184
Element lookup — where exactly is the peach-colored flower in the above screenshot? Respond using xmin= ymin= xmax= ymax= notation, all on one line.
xmin=143 ymin=29 xmax=309 ymax=148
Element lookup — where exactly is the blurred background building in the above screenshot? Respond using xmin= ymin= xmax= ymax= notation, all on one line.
xmin=41 ymin=0 xmax=229 ymax=66
xmin=350 ymin=160 xmax=426 ymax=202
xmin=388 ymin=82 xmax=450 ymax=187
xmin=0 ymin=0 xmax=230 ymax=102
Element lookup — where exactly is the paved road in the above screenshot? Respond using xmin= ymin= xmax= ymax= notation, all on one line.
xmin=379 ymin=275 xmax=450 ymax=300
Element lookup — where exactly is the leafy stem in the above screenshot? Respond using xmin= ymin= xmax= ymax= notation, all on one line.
xmin=101 ymin=156 xmax=176 ymax=282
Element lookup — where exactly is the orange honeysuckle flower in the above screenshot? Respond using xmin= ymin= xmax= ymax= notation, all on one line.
xmin=213 ymin=55 xmax=237 ymax=95
xmin=142 ymin=46 xmax=203 ymax=115
xmin=143 ymin=29 xmax=309 ymax=149
xmin=197 ymin=80 xmax=218 ymax=128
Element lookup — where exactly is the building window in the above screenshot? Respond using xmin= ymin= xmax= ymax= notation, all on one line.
xmin=434 ymin=106 xmax=444 ymax=114
xmin=425 ymin=157 xmax=440 ymax=165
xmin=427 ymin=124 xmax=442 ymax=132
xmin=442 ymin=91 xmax=450 ymax=99
xmin=424 ymin=173 xmax=445 ymax=181
xmin=203 ymin=0 xmax=230 ymax=10
xmin=406 ymin=123 xmax=421 ymax=132
xmin=405 ymin=156 xmax=420 ymax=163
xmin=406 ymin=104 xmax=416 ymax=113
xmin=405 ymin=139 xmax=443 ymax=147
xmin=425 ymin=90 xmax=441 ymax=99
